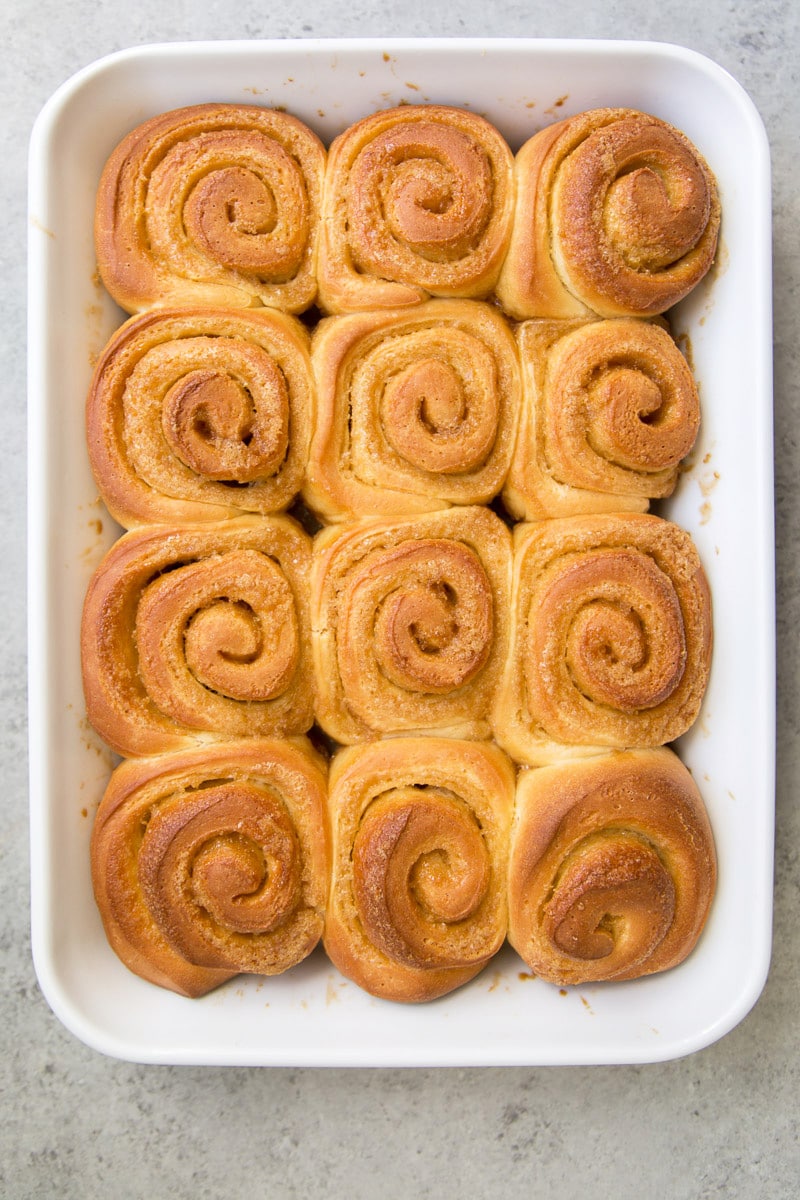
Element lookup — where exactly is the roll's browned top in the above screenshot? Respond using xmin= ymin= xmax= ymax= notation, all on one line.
xmin=304 ymin=299 xmax=521 ymax=520
xmin=86 ymin=307 xmax=315 ymax=526
xmin=507 ymin=748 xmax=717 ymax=984
xmin=496 ymin=107 xmax=720 ymax=320
xmin=311 ymin=506 xmax=513 ymax=744
xmin=503 ymin=317 xmax=700 ymax=520
xmin=324 ymin=737 xmax=515 ymax=1002
xmin=316 ymin=105 xmax=515 ymax=313
xmin=492 ymin=513 xmax=712 ymax=765
xmin=94 ymin=104 xmax=326 ymax=314
xmin=81 ymin=517 xmax=314 ymax=756
xmin=91 ymin=739 xmax=329 ymax=997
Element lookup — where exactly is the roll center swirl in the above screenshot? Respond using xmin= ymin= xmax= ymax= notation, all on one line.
xmin=345 ymin=538 xmax=494 ymax=695
xmin=543 ymin=831 xmax=676 ymax=963
xmin=135 ymin=548 xmax=300 ymax=723
xmin=547 ymin=322 xmax=701 ymax=477
xmin=352 ymin=789 xmax=492 ymax=969
xmin=349 ymin=124 xmax=493 ymax=266
xmin=531 ymin=548 xmax=687 ymax=714
xmin=137 ymin=783 xmax=304 ymax=965
xmin=603 ymin=154 xmax=708 ymax=272
xmin=185 ymin=165 xmax=280 ymax=265
xmin=379 ymin=354 xmax=498 ymax=474
xmin=147 ymin=129 xmax=310 ymax=282
xmin=124 ymin=335 xmax=292 ymax=489
xmin=160 ymin=363 xmax=290 ymax=483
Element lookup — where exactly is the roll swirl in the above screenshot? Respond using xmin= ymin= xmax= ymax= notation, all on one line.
xmin=94 ymin=104 xmax=325 ymax=314
xmin=311 ymin=507 xmax=512 ymax=743
xmin=492 ymin=514 xmax=712 ymax=765
xmin=86 ymin=307 xmax=314 ymax=526
xmin=81 ymin=517 xmax=313 ymax=756
xmin=496 ymin=108 xmax=720 ymax=319
xmin=507 ymin=748 xmax=716 ymax=984
xmin=317 ymin=105 xmax=514 ymax=313
xmin=91 ymin=739 xmax=329 ymax=997
xmin=503 ymin=317 xmax=700 ymax=520
xmin=325 ymin=737 xmax=515 ymax=1001
xmin=304 ymin=300 xmax=520 ymax=520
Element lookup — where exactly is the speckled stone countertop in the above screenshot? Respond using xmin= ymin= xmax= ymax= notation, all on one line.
xmin=3 ymin=3 xmax=798 ymax=1196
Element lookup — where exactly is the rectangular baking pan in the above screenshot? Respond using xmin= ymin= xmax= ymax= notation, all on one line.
xmin=28 ymin=38 xmax=774 ymax=1065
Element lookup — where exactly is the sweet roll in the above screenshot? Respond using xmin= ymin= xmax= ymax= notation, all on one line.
xmin=496 ymin=107 xmax=720 ymax=319
xmin=503 ymin=317 xmax=700 ymax=520
xmin=304 ymin=300 xmax=520 ymax=520
xmin=81 ymin=517 xmax=313 ymax=756
xmin=324 ymin=737 xmax=515 ymax=1002
xmin=311 ymin=507 xmax=512 ymax=743
xmin=507 ymin=748 xmax=716 ymax=984
xmin=94 ymin=104 xmax=325 ymax=313
xmin=86 ymin=307 xmax=315 ymax=526
xmin=491 ymin=513 xmax=712 ymax=765
xmin=91 ymin=739 xmax=329 ymax=997
xmin=317 ymin=105 xmax=514 ymax=313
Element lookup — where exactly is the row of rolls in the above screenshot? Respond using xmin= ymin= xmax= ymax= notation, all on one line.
xmin=82 ymin=508 xmax=712 ymax=763
xmin=92 ymin=737 xmax=716 ymax=1002
xmin=87 ymin=300 xmax=701 ymax=527
xmin=94 ymin=102 xmax=720 ymax=322
xmin=82 ymin=98 xmax=719 ymax=1005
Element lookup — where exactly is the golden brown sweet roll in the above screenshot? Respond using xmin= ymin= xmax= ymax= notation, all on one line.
xmin=86 ymin=308 xmax=315 ymax=527
xmin=91 ymin=739 xmax=329 ymax=997
xmin=316 ymin=105 xmax=515 ymax=313
xmin=507 ymin=748 xmax=717 ymax=985
xmin=503 ymin=317 xmax=700 ymax=520
xmin=496 ymin=108 xmax=720 ymax=320
xmin=492 ymin=514 xmax=712 ymax=766
xmin=303 ymin=300 xmax=520 ymax=521
xmin=81 ymin=517 xmax=313 ymax=756
xmin=94 ymin=104 xmax=325 ymax=314
xmin=325 ymin=737 xmax=515 ymax=1002
xmin=311 ymin=507 xmax=512 ymax=744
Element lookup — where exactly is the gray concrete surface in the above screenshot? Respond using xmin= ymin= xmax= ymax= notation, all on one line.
xmin=3 ymin=2 xmax=799 ymax=1197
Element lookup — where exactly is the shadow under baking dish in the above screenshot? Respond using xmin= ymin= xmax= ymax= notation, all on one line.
xmin=27 ymin=37 xmax=774 ymax=1066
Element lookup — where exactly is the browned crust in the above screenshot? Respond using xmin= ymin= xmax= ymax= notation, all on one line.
xmin=496 ymin=108 xmax=720 ymax=319
xmin=81 ymin=517 xmax=314 ymax=755
xmin=86 ymin=307 xmax=314 ymax=527
xmin=491 ymin=513 xmax=713 ymax=765
xmin=316 ymin=105 xmax=514 ymax=313
xmin=91 ymin=738 xmax=329 ymax=997
xmin=324 ymin=738 xmax=515 ymax=1002
xmin=310 ymin=506 xmax=513 ymax=744
xmin=95 ymin=104 xmax=326 ymax=314
xmin=303 ymin=299 xmax=520 ymax=521
xmin=507 ymin=748 xmax=717 ymax=984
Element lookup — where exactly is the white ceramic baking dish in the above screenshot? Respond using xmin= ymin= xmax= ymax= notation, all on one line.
xmin=28 ymin=38 xmax=774 ymax=1066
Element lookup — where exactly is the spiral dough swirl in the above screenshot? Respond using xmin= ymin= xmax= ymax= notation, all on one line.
xmin=86 ymin=308 xmax=314 ymax=526
xmin=81 ymin=517 xmax=313 ymax=756
xmin=311 ymin=507 xmax=512 ymax=744
xmin=507 ymin=749 xmax=716 ymax=984
xmin=496 ymin=107 xmax=720 ymax=319
xmin=305 ymin=300 xmax=520 ymax=520
xmin=352 ymin=788 xmax=492 ymax=969
xmin=317 ymin=106 xmax=514 ymax=312
xmin=324 ymin=737 xmax=515 ymax=1001
xmin=90 ymin=740 xmax=329 ymax=997
xmin=492 ymin=513 xmax=712 ymax=765
xmin=504 ymin=317 xmax=700 ymax=520
xmin=94 ymin=104 xmax=326 ymax=313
